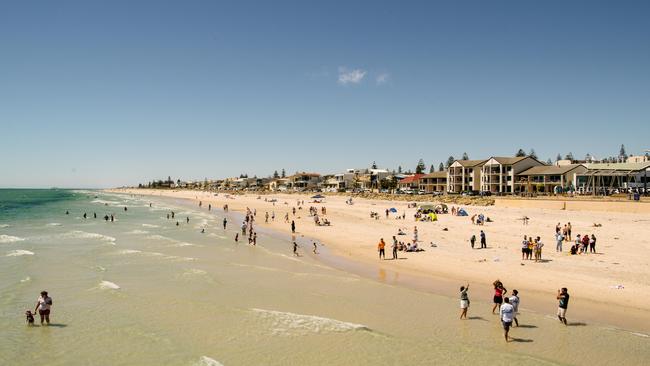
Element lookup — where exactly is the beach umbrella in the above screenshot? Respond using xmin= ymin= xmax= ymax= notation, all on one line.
xmin=311 ymin=194 xmax=325 ymax=199
xmin=389 ymin=208 xmax=397 ymax=213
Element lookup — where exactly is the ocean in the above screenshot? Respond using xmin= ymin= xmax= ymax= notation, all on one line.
xmin=0 ymin=189 xmax=647 ymax=365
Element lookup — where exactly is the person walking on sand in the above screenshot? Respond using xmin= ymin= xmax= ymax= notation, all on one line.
xmin=34 ymin=291 xmax=53 ymax=325
xmin=293 ymin=241 xmax=300 ymax=256
xmin=492 ymin=280 xmax=507 ymax=314
xmin=378 ymin=238 xmax=386 ymax=260
xmin=500 ymin=297 xmax=515 ymax=342
xmin=480 ymin=230 xmax=486 ymax=249
xmin=291 ymin=220 xmax=296 ymax=233
xmin=234 ymin=233 xmax=239 ymax=243
xmin=313 ymin=242 xmax=318 ymax=254
xmin=556 ymin=231 xmax=564 ymax=252
xmin=509 ymin=289 xmax=520 ymax=327
xmin=557 ymin=288 xmax=569 ymax=325
xmin=459 ymin=284 xmax=470 ymax=319
xmin=590 ymin=234 xmax=597 ymax=253
xmin=567 ymin=222 xmax=572 ymax=241
xmin=223 ymin=217 xmax=227 ymax=230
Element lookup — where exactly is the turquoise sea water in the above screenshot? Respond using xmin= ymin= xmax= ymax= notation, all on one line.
xmin=0 ymin=189 xmax=648 ymax=366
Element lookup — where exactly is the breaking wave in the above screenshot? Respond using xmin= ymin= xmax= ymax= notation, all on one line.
xmin=99 ymin=281 xmax=121 ymax=290
xmin=0 ymin=234 xmax=25 ymax=243
xmin=251 ymin=308 xmax=370 ymax=335
xmin=6 ymin=250 xmax=35 ymax=257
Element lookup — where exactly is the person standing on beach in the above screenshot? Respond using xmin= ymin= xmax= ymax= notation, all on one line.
xmin=208 ymin=204 xmax=211 ymax=211
xmin=556 ymin=231 xmax=564 ymax=252
xmin=34 ymin=291 xmax=53 ymax=325
xmin=291 ymin=220 xmax=296 ymax=234
xmin=313 ymin=242 xmax=318 ymax=254
xmin=521 ymin=236 xmax=529 ymax=260
xmin=492 ymin=280 xmax=507 ymax=314
xmin=223 ymin=218 xmax=227 ymax=230
xmin=265 ymin=212 xmax=269 ymax=223
xmin=234 ymin=233 xmax=239 ymax=243
xmin=392 ymin=236 xmax=398 ymax=259
xmin=500 ymin=297 xmax=514 ymax=342
xmin=293 ymin=241 xmax=299 ymax=256
xmin=378 ymin=238 xmax=386 ymax=260
xmin=557 ymin=288 xmax=569 ymax=325
xmin=480 ymin=230 xmax=486 ymax=249
xmin=567 ymin=222 xmax=572 ymax=241
xmin=459 ymin=284 xmax=470 ymax=319
xmin=470 ymin=234 xmax=476 ymax=249
xmin=590 ymin=234 xmax=597 ymax=253
xmin=509 ymin=289 xmax=520 ymax=327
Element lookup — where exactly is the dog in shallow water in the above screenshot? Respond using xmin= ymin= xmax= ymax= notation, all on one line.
xmin=25 ymin=310 xmax=35 ymax=325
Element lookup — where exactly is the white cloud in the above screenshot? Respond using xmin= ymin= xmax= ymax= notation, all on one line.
xmin=337 ymin=67 xmax=367 ymax=85
xmin=376 ymin=72 xmax=390 ymax=85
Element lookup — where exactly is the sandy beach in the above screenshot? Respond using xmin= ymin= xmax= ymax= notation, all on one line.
xmin=113 ymin=188 xmax=650 ymax=333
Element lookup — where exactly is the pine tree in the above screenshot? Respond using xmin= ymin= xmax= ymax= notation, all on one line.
xmin=565 ymin=152 xmax=574 ymax=161
xmin=438 ymin=163 xmax=444 ymax=171
xmin=556 ymin=153 xmax=562 ymax=162
xmin=528 ymin=149 xmax=537 ymax=159
xmin=546 ymin=158 xmax=552 ymax=165
xmin=371 ymin=161 xmax=378 ymax=169
xmin=516 ymin=149 xmax=526 ymax=157
xmin=416 ymin=159 xmax=426 ymax=174
xmin=462 ymin=152 xmax=469 ymax=160
xmin=619 ymin=144 xmax=627 ymax=158
xmin=446 ymin=156 xmax=455 ymax=168
xmin=273 ymin=170 xmax=279 ymax=178
xmin=398 ymin=166 xmax=402 ymax=174
xmin=281 ymin=169 xmax=286 ymax=178
xmin=429 ymin=164 xmax=435 ymax=173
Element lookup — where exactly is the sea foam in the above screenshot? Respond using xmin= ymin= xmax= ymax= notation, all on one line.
xmin=6 ymin=250 xmax=35 ymax=257
xmin=0 ymin=224 xmax=11 ymax=228
xmin=0 ymin=234 xmax=25 ymax=243
xmin=251 ymin=308 xmax=370 ymax=335
xmin=195 ymin=356 xmax=224 ymax=366
xmin=63 ymin=231 xmax=116 ymax=243
xmin=99 ymin=281 xmax=121 ymax=290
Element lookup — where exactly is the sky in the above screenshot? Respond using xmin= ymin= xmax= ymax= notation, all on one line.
xmin=1 ymin=0 xmax=649 ymax=188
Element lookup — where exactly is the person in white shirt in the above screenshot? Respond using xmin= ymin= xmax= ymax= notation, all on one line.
xmin=500 ymin=296 xmax=515 ymax=342
xmin=509 ymin=289 xmax=520 ymax=327
xmin=34 ymin=290 xmax=53 ymax=325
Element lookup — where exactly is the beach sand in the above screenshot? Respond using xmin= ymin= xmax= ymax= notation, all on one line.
xmin=112 ymin=189 xmax=650 ymax=333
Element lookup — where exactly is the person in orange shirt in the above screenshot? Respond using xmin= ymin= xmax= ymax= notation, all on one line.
xmin=378 ymin=238 xmax=386 ymax=260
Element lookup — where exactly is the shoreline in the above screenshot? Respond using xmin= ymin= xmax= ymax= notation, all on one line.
xmin=108 ymin=188 xmax=650 ymax=333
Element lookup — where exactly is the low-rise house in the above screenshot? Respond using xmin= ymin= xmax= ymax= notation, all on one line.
xmin=397 ymin=174 xmax=425 ymax=191
xmin=419 ymin=171 xmax=447 ymax=193
xmin=515 ymin=164 xmax=587 ymax=194
xmin=480 ymin=156 xmax=545 ymax=194
xmin=287 ymin=172 xmax=321 ymax=191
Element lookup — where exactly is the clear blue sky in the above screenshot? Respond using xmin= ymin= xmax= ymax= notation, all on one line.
xmin=1 ymin=0 xmax=649 ymax=188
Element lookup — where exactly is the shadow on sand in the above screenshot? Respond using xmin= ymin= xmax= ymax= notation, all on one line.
xmin=517 ymin=324 xmax=538 ymax=329
xmin=567 ymin=322 xmax=587 ymax=327
xmin=468 ymin=316 xmax=488 ymax=321
xmin=510 ymin=338 xmax=533 ymax=343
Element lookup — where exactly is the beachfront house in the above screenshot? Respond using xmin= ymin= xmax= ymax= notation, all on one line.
xmin=419 ymin=171 xmax=447 ymax=194
xmin=480 ymin=156 xmax=545 ymax=194
xmin=287 ymin=172 xmax=321 ymax=191
xmin=397 ymin=174 xmax=424 ymax=192
xmin=576 ymin=162 xmax=650 ymax=195
xmin=447 ymin=160 xmax=486 ymax=193
xmin=515 ymin=164 xmax=587 ymax=194
xmin=268 ymin=178 xmax=290 ymax=191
